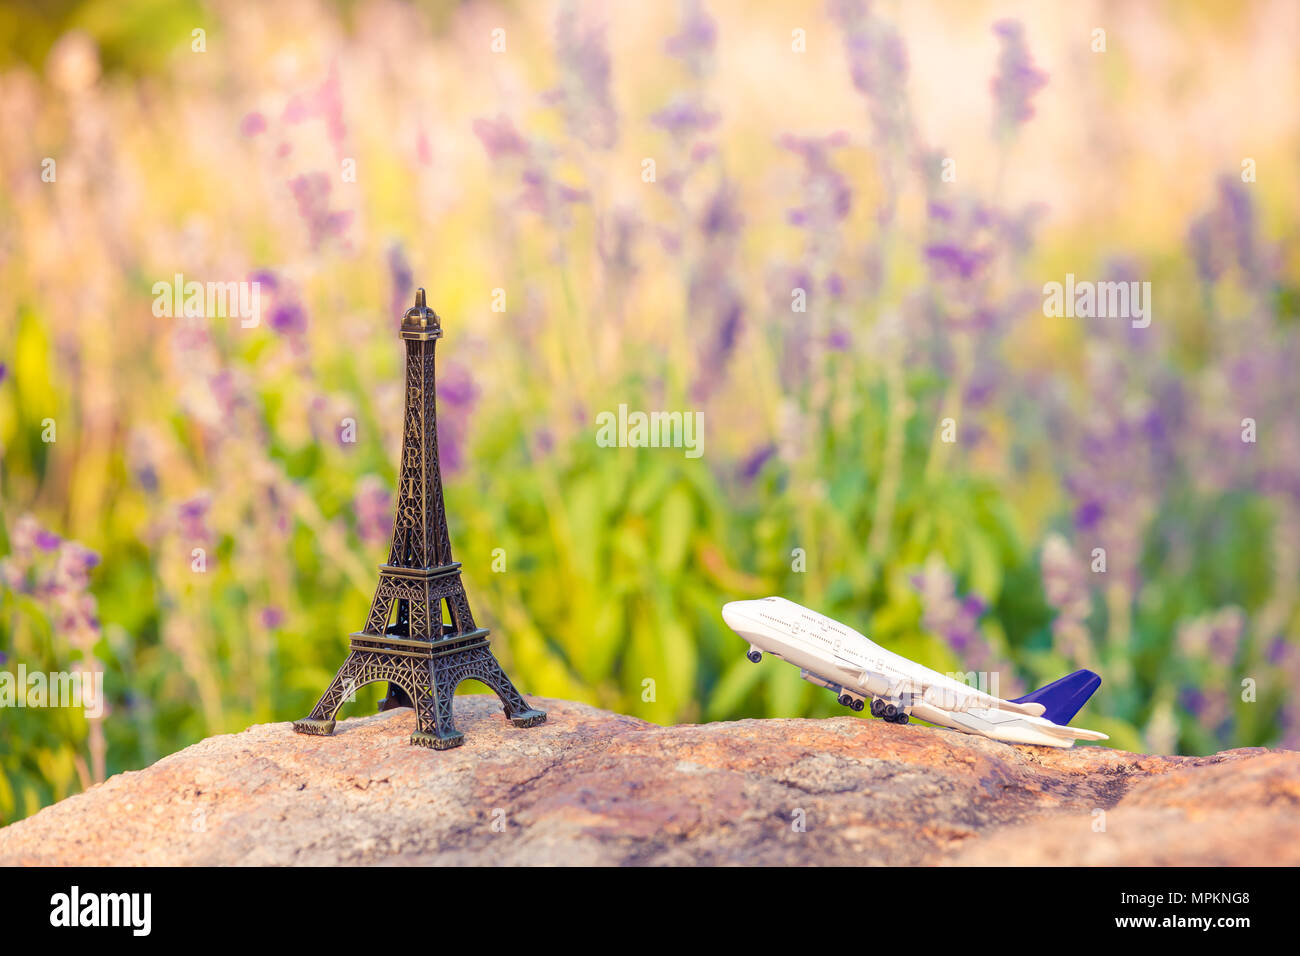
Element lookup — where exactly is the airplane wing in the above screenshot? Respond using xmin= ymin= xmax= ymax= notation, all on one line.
xmin=1037 ymin=721 xmax=1109 ymax=742
xmin=829 ymin=653 xmax=1047 ymax=717
xmin=886 ymin=676 xmax=1047 ymax=718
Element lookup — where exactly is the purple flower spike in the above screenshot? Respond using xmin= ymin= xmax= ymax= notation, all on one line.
xmin=780 ymin=133 xmax=852 ymax=233
xmin=739 ymin=443 xmax=777 ymax=482
xmin=437 ymin=362 xmax=480 ymax=411
xmin=991 ymin=19 xmax=1048 ymax=137
xmin=472 ymin=115 xmax=528 ymax=159
xmin=270 ymin=301 xmax=307 ymax=336
xmin=248 ymin=269 xmax=278 ymax=292
xmin=699 ymin=183 xmax=744 ymax=238
xmin=552 ymin=5 xmax=618 ymax=150
xmin=828 ymin=0 xmax=911 ymax=148
xmin=354 ymin=476 xmax=393 ymax=547
xmin=924 ymin=241 xmax=992 ymax=282
xmin=666 ymin=1 xmax=717 ymax=67
xmin=387 ymin=243 xmax=413 ymax=319
xmin=177 ymin=494 xmax=212 ymax=543
xmin=651 ymin=96 xmax=720 ymax=140
xmin=289 ymin=172 xmax=353 ymax=249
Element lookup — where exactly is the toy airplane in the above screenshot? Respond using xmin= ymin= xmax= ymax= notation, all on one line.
xmin=722 ymin=596 xmax=1108 ymax=748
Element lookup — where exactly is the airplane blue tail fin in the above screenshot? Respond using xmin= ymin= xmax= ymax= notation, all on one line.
xmin=1011 ymin=669 xmax=1101 ymax=726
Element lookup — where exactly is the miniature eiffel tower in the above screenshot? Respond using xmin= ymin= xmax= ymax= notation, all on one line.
xmin=293 ymin=288 xmax=545 ymax=749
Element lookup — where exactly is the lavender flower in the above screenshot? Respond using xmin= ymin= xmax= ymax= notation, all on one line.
xmin=699 ymin=179 xmax=744 ymax=238
xmin=921 ymin=197 xmax=999 ymax=293
xmin=2 ymin=515 xmax=45 ymax=593
xmin=1040 ymin=533 xmax=1094 ymax=665
xmin=1177 ymin=607 xmax=1245 ymax=669
xmin=828 ymin=0 xmax=910 ymax=151
xmin=665 ymin=0 xmax=717 ymax=77
xmin=1179 ymin=685 xmax=1224 ymax=733
xmin=282 ymin=62 xmax=346 ymax=155
xmin=991 ymin=20 xmax=1047 ymax=139
xmin=779 ymin=133 xmax=852 ymax=232
xmin=387 ymin=243 xmax=413 ymax=319
xmin=1187 ymin=174 xmax=1262 ymax=284
xmin=0 ymin=517 xmax=102 ymax=656
xmin=1174 ymin=606 xmax=1249 ymax=744
xmin=1207 ymin=608 xmax=1246 ymax=667
xmin=177 ymin=494 xmax=212 ymax=544
xmin=739 ymin=443 xmax=777 ymax=482
xmin=551 ymin=2 xmax=617 ymax=150
xmin=1217 ymin=175 xmax=1259 ymax=278
xmin=924 ymin=241 xmax=993 ymax=283
xmin=1187 ymin=214 xmax=1226 ymax=284
xmin=289 ymin=173 xmax=353 ymax=249
xmin=354 ymin=475 xmax=393 ymax=548
xmin=126 ymin=428 xmax=160 ymax=494
xmin=269 ymin=300 xmax=307 ymax=336
xmin=55 ymin=543 xmax=100 ymax=592
xmin=909 ymin=558 xmax=1022 ymax=695
xmin=248 ymin=268 xmax=279 ymax=293
xmin=912 ymin=558 xmax=989 ymax=667
xmin=532 ymin=427 xmax=555 ymax=460
xmin=517 ymin=159 xmax=589 ymax=228
xmin=1056 ymin=344 xmax=1168 ymax=594
xmin=651 ymin=96 xmax=720 ymax=141
xmin=436 ymin=361 xmax=480 ymax=474
xmin=686 ymin=180 xmax=746 ymax=398
xmin=472 ymin=115 xmax=528 ymax=159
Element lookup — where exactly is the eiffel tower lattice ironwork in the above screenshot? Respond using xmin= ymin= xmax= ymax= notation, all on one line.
xmin=293 ymin=288 xmax=546 ymax=749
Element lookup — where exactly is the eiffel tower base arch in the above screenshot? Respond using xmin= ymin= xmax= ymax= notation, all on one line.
xmin=293 ymin=632 xmax=546 ymax=749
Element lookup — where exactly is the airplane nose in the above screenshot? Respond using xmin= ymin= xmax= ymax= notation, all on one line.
xmin=721 ymin=600 xmax=748 ymax=632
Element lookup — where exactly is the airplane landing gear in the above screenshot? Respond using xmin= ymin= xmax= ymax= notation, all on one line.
xmin=837 ymin=693 xmax=866 ymax=712
xmin=746 ymin=648 xmax=762 ymax=664
xmin=870 ymin=698 xmax=911 ymax=724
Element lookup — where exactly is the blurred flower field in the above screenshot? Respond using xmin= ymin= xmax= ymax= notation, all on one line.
xmin=2 ymin=0 xmax=1299 ymax=823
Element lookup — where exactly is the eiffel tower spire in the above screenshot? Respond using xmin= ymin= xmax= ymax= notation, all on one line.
xmin=293 ymin=288 xmax=546 ymax=749
xmin=387 ymin=288 xmax=453 ymax=575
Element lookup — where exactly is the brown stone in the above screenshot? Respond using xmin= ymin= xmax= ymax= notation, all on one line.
xmin=1 ymin=696 xmax=1295 ymax=865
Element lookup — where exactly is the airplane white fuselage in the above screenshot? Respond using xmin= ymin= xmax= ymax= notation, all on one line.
xmin=722 ymin=597 xmax=1107 ymax=748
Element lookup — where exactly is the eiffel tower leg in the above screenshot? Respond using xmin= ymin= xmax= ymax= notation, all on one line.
xmin=410 ymin=659 xmax=464 ymax=750
xmin=476 ymin=651 xmax=547 ymax=728
xmin=293 ymin=650 xmax=366 ymax=736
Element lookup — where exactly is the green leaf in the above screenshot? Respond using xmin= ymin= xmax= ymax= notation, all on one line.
xmin=654 ymin=485 xmax=694 ymax=575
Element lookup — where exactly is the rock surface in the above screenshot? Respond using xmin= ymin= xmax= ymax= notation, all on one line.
xmin=2 ymin=696 xmax=1297 ymax=866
